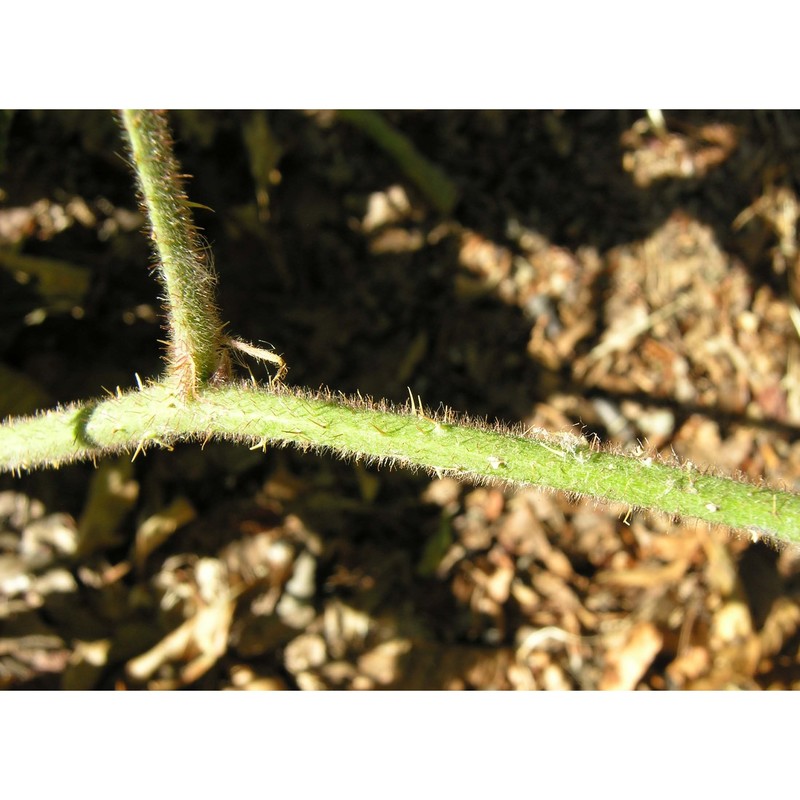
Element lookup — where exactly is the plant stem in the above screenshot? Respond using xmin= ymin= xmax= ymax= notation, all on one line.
xmin=120 ymin=110 xmax=227 ymax=395
xmin=338 ymin=110 xmax=459 ymax=214
xmin=2 ymin=382 xmax=798 ymax=545
xmin=5 ymin=110 xmax=796 ymax=552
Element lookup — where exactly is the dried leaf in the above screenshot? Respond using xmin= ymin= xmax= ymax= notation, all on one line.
xmin=600 ymin=622 xmax=663 ymax=690
xmin=126 ymin=596 xmax=236 ymax=688
xmin=134 ymin=496 xmax=196 ymax=570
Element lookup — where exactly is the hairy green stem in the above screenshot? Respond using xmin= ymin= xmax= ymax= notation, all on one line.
xmin=3 ymin=110 xmax=797 ymax=554
xmin=120 ymin=110 xmax=227 ymax=394
xmin=1 ymin=382 xmax=798 ymax=545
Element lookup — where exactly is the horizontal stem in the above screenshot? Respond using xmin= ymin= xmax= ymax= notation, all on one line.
xmin=1 ymin=382 xmax=798 ymax=545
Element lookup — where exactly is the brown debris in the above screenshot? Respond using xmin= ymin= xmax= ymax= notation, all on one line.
xmin=621 ymin=115 xmax=738 ymax=188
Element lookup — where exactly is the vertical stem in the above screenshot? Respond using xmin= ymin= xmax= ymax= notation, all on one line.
xmin=120 ymin=110 xmax=227 ymax=396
